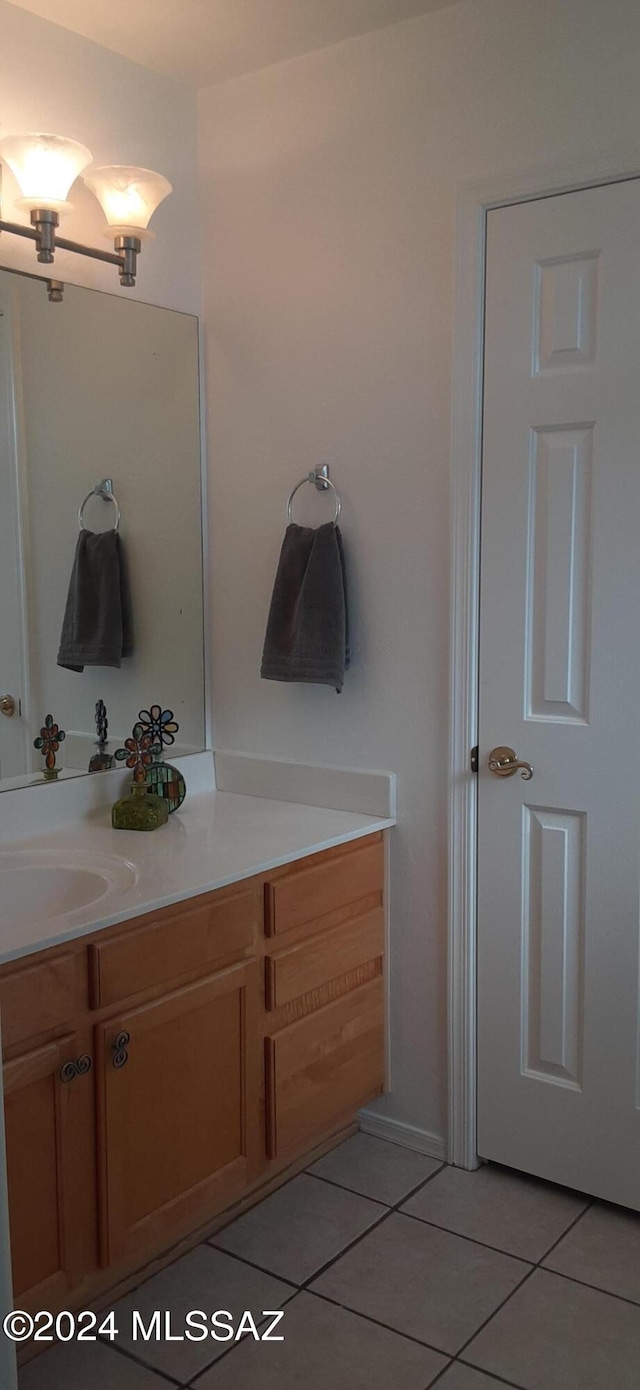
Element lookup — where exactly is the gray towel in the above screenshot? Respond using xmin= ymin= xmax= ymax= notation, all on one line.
xmin=57 ymin=529 xmax=133 ymax=672
xmin=261 ymin=522 xmax=350 ymax=693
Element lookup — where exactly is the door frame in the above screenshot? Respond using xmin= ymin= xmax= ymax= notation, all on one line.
xmin=0 ymin=284 xmax=33 ymax=777
xmin=448 ymin=148 xmax=640 ymax=1169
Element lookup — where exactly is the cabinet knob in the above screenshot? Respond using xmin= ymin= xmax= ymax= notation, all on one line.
xmin=59 ymin=1055 xmax=93 ymax=1083
xmin=112 ymin=1031 xmax=130 ymax=1069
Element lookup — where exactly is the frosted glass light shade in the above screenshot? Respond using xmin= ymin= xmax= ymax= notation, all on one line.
xmin=83 ymin=165 xmax=172 ymax=238
xmin=0 ymin=133 xmax=92 ymax=212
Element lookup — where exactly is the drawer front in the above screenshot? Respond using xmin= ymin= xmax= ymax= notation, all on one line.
xmin=0 ymin=953 xmax=80 ymax=1054
xmin=265 ymin=977 xmax=384 ymax=1157
xmin=90 ymin=885 xmax=258 ymax=1008
xmin=265 ymin=837 xmax=383 ymax=939
xmin=265 ymin=907 xmax=384 ymax=1011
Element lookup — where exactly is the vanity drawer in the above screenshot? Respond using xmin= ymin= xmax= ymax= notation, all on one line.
xmin=264 ymin=836 xmax=383 ymax=939
xmin=265 ymin=976 xmax=384 ymax=1157
xmin=0 ymin=952 xmax=81 ymax=1054
xmin=89 ymin=885 xmax=259 ymax=1008
xmin=265 ymin=907 xmax=384 ymax=1011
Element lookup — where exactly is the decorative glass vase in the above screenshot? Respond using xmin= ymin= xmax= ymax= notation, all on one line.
xmin=111 ymin=781 xmax=169 ymax=832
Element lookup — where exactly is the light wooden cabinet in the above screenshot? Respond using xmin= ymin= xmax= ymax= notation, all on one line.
xmin=97 ymin=961 xmax=260 ymax=1267
xmin=0 ymin=832 xmax=386 ymax=1317
xmin=263 ymin=836 xmax=385 ymax=1159
xmin=4 ymin=1031 xmax=96 ymax=1312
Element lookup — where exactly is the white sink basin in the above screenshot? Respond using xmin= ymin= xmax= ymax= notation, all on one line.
xmin=0 ymin=849 xmax=137 ymax=928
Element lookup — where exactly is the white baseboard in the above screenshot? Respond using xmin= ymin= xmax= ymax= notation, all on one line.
xmin=358 ymin=1109 xmax=447 ymax=1162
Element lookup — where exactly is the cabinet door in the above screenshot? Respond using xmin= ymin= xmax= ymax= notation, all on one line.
xmin=97 ymin=961 xmax=260 ymax=1267
xmin=4 ymin=1033 xmax=96 ymax=1311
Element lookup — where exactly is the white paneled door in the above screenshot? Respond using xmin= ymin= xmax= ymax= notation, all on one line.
xmin=478 ymin=179 xmax=640 ymax=1209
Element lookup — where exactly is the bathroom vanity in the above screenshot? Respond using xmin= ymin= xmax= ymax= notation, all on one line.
xmin=0 ymin=788 xmax=391 ymax=1320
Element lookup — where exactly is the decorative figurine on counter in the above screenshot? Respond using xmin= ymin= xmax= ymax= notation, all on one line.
xmin=111 ymin=722 xmax=169 ymax=831
xmin=139 ymin=704 xmax=186 ymax=814
xmin=89 ymin=699 xmax=114 ymax=772
xmin=34 ymin=714 xmax=66 ymax=781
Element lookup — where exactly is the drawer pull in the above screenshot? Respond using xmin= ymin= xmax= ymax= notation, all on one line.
xmin=112 ymin=1030 xmax=130 ymax=1070
xmin=59 ymin=1054 xmax=93 ymax=1083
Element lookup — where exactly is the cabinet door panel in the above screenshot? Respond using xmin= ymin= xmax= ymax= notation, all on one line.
xmin=4 ymin=1034 xmax=95 ymax=1309
xmin=265 ymin=977 xmax=384 ymax=1158
xmin=98 ymin=961 xmax=260 ymax=1266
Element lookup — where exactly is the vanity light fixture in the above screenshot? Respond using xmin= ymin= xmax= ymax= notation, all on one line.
xmin=0 ymin=133 xmax=171 ymax=290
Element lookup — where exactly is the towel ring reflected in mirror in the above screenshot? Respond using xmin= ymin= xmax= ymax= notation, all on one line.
xmin=287 ymin=467 xmax=342 ymax=526
xmin=78 ymin=478 xmax=121 ymax=533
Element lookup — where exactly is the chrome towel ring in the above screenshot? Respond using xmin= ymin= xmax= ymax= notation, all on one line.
xmin=286 ymin=466 xmax=341 ymax=525
xmin=78 ymin=478 xmax=121 ymax=533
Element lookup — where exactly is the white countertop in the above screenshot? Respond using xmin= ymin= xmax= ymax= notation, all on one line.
xmin=0 ymin=789 xmax=394 ymax=966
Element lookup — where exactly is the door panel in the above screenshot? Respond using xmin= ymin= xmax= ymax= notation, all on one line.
xmin=478 ymin=179 xmax=640 ymax=1208
xmin=4 ymin=1034 xmax=96 ymax=1308
xmin=97 ymin=961 xmax=260 ymax=1266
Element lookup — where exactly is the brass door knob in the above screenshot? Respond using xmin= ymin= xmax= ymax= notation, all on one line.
xmin=488 ymin=746 xmax=534 ymax=781
xmin=0 ymin=694 xmax=16 ymax=718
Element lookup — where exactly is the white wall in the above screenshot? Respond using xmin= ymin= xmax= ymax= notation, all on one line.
xmin=0 ymin=0 xmax=199 ymax=313
xmin=199 ymin=0 xmax=640 ymax=1149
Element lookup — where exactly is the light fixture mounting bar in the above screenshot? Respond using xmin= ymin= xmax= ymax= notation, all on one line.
xmin=0 ymin=217 xmax=139 ymax=284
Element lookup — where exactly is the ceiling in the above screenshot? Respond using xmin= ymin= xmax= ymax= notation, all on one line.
xmin=8 ymin=0 xmax=464 ymax=87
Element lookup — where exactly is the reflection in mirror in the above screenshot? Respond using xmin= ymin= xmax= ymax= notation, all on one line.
xmin=0 ymin=268 xmax=205 ymax=791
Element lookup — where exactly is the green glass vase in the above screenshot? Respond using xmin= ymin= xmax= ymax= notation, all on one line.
xmin=111 ymin=781 xmax=169 ymax=832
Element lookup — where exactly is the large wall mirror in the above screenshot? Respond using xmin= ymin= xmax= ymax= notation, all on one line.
xmin=0 ymin=268 xmax=205 ymax=791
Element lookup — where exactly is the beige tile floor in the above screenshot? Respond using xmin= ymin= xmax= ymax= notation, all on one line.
xmin=18 ymin=1132 xmax=640 ymax=1389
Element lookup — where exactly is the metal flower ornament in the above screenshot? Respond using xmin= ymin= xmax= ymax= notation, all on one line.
xmin=137 ymin=705 xmax=179 ymax=752
xmin=34 ymin=713 xmax=66 ymax=778
xmin=114 ymin=723 xmax=160 ymax=784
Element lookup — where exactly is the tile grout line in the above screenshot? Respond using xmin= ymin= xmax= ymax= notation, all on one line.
xmin=452 ymin=1194 xmax=598 ymax=1377
xmin=203 ymin=1240 xmax=301 ymax=1292
xmin=187 ymin=1162 xmax=607 ymax=1383
xmin=296 ymin=1163 xmax=448 ymax=1291
xmin=75 ymin=1163 xmax=447 ymax=1388
xmin=308 ymin=1285 xmax=457 ymax=1357
xmin=398 ymin=1208 xmax=535 ymax=1265
xmin=48 ymin=1153 xmax=633 ymax=1389
xmin=186 ymin=1306 xmax=294 ymax=1386
xmin=208 ymin=1161 xmax=446 ymax=1302
xmin=428 ymin=1358 xmax=523 ymax=1390
xmin=186 ymin=1162 xmax=453 ymax=1381
xmin=167 ymin=1178 xmax=637 ymax=1386
xmin=21 ymin=1148 xmax=444 ymax=1384
xmin=296 ymin=1171 xmax=390 ymax=1209
xmin=300 ymin=1170 xmax=391 ymax=1199
xmin=533 ymin=1262 xmax=640 ymax=1310
xmin=98 ymin=1334 xmax=185 ymax=1387
xmin=303 ymin=1158 xmax=446 ymax=1201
